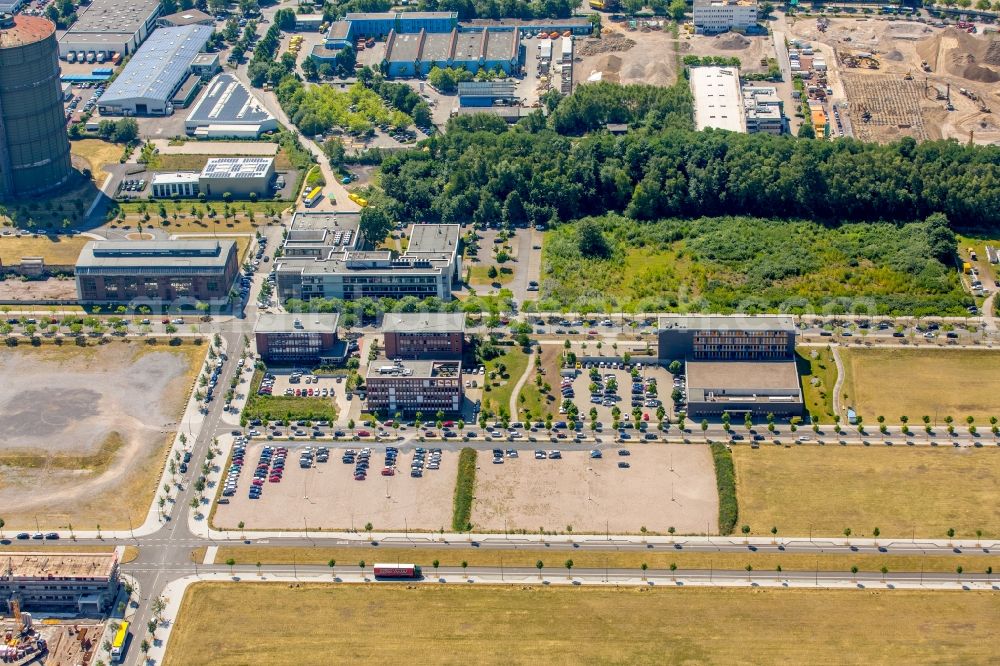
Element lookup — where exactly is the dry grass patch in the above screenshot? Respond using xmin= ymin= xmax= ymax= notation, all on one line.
xmin=165 ymin=583 xmax=999 ymax=666
xmin=0 ymin=235 xmax=90 ymax=266
xmin=733 ymin=446 xmax=1000 ymax=538
xmin=209 ymin=545 xmax=1000 ymax=575
xmin=840 ymin=348 xmax=1000 ymax=424
xmin=70 ymin=139 xmax=122 ymax=176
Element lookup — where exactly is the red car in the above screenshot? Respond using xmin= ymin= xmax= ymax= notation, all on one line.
xmin=381 ymin=467 xmax=395 ymax=476
xmin=354 ymin=474 xmax=366 ymax=481
xmin=269 ymin=476 xmax=282 ymax=483
xmin=161 ymin=318 xmax=170 ymax=324
xmin=357 ymin=430 xmax=371 ymax=437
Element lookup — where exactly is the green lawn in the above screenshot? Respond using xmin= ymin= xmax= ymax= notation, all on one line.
xmin=480 ymin=346 xmax=529 ymax=420
xmin=516 ymin=343 xmax=562 ymax=422
xmin=796 ymin=346 xmax=837 ymax=423
xmin=242 ymin=369 xmax=338 ymax=424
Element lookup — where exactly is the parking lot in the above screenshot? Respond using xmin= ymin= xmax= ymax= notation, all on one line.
xmin=254 ymin=368 xmax=352 ymax=422
xmin=567 ymin=361 xmax=674 ymax=431
xmin=213 ymin=442 xmax=458 ymax=531
xmin=471 ymin=446 xmax=718 ymax=535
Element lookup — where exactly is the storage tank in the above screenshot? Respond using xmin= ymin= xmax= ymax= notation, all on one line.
xmin=0 ymin=13 xmax=73 ymax=198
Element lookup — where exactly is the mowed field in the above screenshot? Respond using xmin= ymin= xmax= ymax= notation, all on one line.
xmin=165 ymin=584 xmax=999 ymax=666
xmin=733 ymin=447 xmax=1000 ymax=538
xmin=840 ymin=348 xmax=1000 ymax=424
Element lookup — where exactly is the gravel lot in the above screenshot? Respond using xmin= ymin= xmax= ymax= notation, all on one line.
xmin=214 ymin=443 xmax=458 ymax=532
xmin=472 ymin=446 xmax=718 ymax=535
xmin=0 ymin=343 xmax=202 ymax=528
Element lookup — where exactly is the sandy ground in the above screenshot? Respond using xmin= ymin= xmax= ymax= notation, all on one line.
xmin=472 ymin=446 xmax=718 ymax=535
xmin=785 ymin=16 xmax=1000 ymax=144
xmin=0 ymin=278 xmax=78 ymax=301
xmin=682 ymin=31 xmax=776 ymax=74
xmin=214 ymin=444 xmax=458 ymax=532
xmin=0 ymin=343 xmax=203 ymax=528
xmin=575 ymin=24 xmax=679 ymax=86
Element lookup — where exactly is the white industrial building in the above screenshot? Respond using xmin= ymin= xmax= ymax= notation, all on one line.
xmin=58 ymin=0 xmax=161 ymax=59
xmin=185 ymin=73 xmax=278 ymax=138
xmin=692 ymin=0 xmax=758 ymax=34
xmin=151 ymin=172 xmax=200 ymax=198
xmin=149 ymin=157 xmax=275 ymax=199
xmin=743 ymin=84 xmax=784 ymax=134
xmin=199 ymin=157 xmax=275 ymax=198
xmin=98 ymin=24 xmax=213 ymax=116
xmin=690 ymin=66 xmax=746 ymax=133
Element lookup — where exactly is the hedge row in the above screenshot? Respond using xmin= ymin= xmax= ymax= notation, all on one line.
xmin=711 ymin=442 xmax=738 ymax=536
xmin=451 ymin=447 xmax=477 ymax=532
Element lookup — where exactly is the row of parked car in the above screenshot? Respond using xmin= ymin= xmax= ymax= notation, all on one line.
xmin=300 ymin=446 xmax=330 ymax=468
xmin=255 ymin=445 xmax=286 ymax=499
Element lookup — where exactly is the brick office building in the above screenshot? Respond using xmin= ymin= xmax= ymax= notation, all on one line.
xmin=254 ymin=313 xmax=346 ymax=365
xmin=365 ymin=358 xmax=463 ymax=414
xmin=75 ymin=239 xmax=238 ymax=305
xmin=381 ymin=312 xmax=465 ymax=359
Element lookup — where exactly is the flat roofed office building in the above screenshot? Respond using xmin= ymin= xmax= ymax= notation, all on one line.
xmin=199 ymin=156 xmax=275 ymax=197
xmin=684 ymin=359 xmax=803 ymax=417
xmin=382 ymin=312 xmax=465 ymax=359
xmin=366 ymin=357 xmax=463 ymax=414
xmin=254 ymin=313 xmax=346 ymax=365
xmin=659 ymin=315 xmax=801 ymax=417
xmin=693 ymin=0 xmax=758 ymax=34
xmin=275 ymin=222 xmax=462 ymax=302
xmin=658 ymin=315 xmax=796 ymax=362
xmin=0 ymin=551 xmax=120 ymax=614
xmin=75 ymin=239 xmax=238 ymax=305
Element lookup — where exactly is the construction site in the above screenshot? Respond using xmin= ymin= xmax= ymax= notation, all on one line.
xmin=785 ymin=16 xmax=1000 ymax=144
xmin=1 ymin=615 xmax=105 ymax=665
xmin=575 ymin=20 xmax=775 ymax=87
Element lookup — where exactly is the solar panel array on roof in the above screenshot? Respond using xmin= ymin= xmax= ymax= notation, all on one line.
xmin=200 ymin=157 xmax=274 ymax=179
xmin=99 ymin=25 xmax=212 ymax=107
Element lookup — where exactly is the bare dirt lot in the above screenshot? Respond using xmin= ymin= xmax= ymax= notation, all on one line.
xmin=0 ymin=342 xmax=203 ymax=529
xmin=575 ymin=24 xmax=679 ymax=86
xmin=786 ymin=17 xmax=1000 ymax=143
xmin=472 ymin=446 xmax=717 ymax=535
xmin=0 ymin=277 xmax=78 ymax=301
xmin=213 ymin=444 xmax=457 ymax=532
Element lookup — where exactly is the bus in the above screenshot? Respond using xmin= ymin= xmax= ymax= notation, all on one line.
xmin=111 ymin=621 xmax=129 ymax=663
xmin=373 ymin=563 xmax=422 ymax=579
xmin=303 ymin=186 xmax=322 ymax=207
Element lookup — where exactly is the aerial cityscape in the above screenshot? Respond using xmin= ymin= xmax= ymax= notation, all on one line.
xmin=0 ymin=0 xmax=997 ymax=663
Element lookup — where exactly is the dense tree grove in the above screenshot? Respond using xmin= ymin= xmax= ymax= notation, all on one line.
xmin=374 ymin=81 xmax=1000 ymax=228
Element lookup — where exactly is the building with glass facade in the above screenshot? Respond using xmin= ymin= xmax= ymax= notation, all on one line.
xmin=365 ymin=358 xmax=463 ymax=414
xmin=254 ymin=313 xmax=346 ymax=366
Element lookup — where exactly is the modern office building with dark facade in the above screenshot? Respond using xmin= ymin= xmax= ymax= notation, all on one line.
xmin=658 ymin=315 xmax=796 ymax=361
xmin=366 ymin=358 xmax=463 ymax=414
xmin=382 ymin=312 xmax=465 ymax=360
xmin=75 ymin=239 xmax=238 ymax=305
xmin=659 ymin=316 xmax=802 ymax=418
xmin=254 ymin=313 xmax=347 ymax=366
